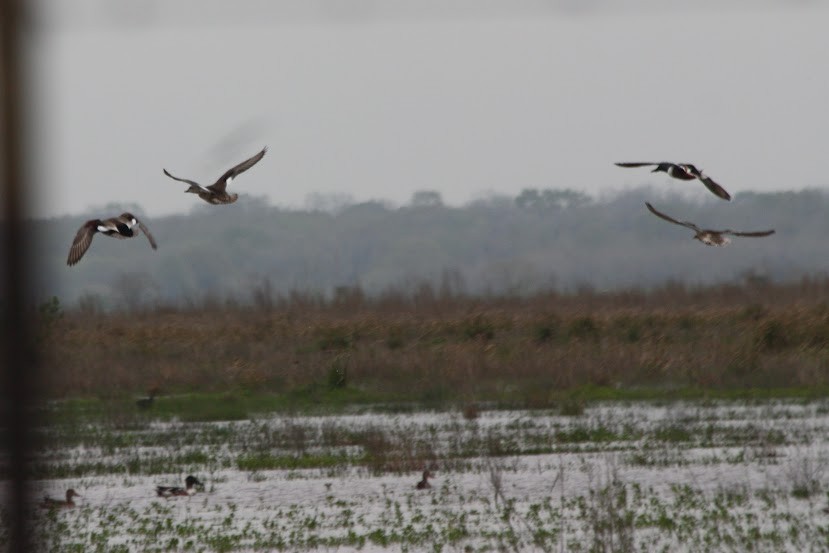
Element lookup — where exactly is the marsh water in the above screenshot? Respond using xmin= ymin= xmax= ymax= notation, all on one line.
xmin=18 ymin=400 xmax=829 ymax=551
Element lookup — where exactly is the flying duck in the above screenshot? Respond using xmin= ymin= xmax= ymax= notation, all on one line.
xmin=40 ymin=489 xmax=81 ymax=509
xmin=67 ymin=213 xmax=157 ymax=266
xmin=162 ymin=147 xmax=267 ymax=205
xmin=616 ymin=162 xmax=731 ymax=201
xmin=645 ymin=202 xmax=775 ymax=246
xmin=156 ymin=475 xmax=203 ymax=498
xmin=415 ymin=470 xmax=434 ymax=490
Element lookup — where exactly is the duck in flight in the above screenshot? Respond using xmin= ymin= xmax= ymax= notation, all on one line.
xmin=156 ymin=475 xmax=203 ymax=498
xmin=67 ymin=213 xmax=157 ymax=266
xmin=163 ymin=147 xmax=267 ymax=205
xmin=616 ymin=162 xmax=731 ymax=201
xmin=40 ymin=489 xmax=81 ymax=509
xmin=645 ymin=202 xmax=774 ymax=246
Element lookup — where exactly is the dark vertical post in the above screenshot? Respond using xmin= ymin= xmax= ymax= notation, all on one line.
xmin=1 ymin=0 xmax=35 ymax=551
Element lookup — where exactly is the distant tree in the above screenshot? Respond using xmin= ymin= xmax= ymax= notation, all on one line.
xmin=467 ymin=193 xmax=514 ymax=210
xmin=88 ymin=202 xmax=146 ymax=216
xmin=340 ymin=201 xmax=392 ymax=218
xmin=546 ymin=189 xmax=591 ymax=209
xmin=234 ymin=194 xmax=272 ymax=212
xmin=515 ymin=188 xmax=590 ymax=212
xmin=515 ymin=188 xmax=542 ymax=210
xmin=304 ymin=192 xmax=355 ymax=214
xmin=410 ymin=190 xmax=443 ymax=208
xmin=76 ymin=293 xmax=105 ymax=315
xmin=38 ymin=187 xmax=829 ymax=305
xmin=111 ymin=272 xmax=160 ymax=311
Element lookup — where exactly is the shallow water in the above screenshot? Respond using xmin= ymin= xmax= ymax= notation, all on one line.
xmin=17 ymin=400 xmax=829 ymax=551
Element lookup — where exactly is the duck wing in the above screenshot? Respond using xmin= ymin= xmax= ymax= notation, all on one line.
xmin=614 ymin=162 xmax=659 ymax=168
xmin=721 ymin=229 xmax=775 ymax=238
xmin=680 ymin=165 xmax=731 ymax=201
xmin=645 ymin=203 xmax=701 ymax=232
xmin=698 ymin=175 xmax=731 ymax=201
xmin=135 ymin=217 xmax=158 ymax=250
xmin=211 ymin=146 xmax=267 ymax=192
xmin=162 ymin=169 xmax=210 ymax=192
xmin=67 ymin=220 xmax=99 ymax=266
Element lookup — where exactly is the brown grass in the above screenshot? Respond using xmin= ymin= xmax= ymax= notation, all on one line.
xmin=36 ymin=277 xmax=829 ymax=400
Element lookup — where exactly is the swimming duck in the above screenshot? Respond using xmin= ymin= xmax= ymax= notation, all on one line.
xmin=416 ymin=470 xmax=433 ymax=490
xmin=162 ymin=147 xmax=267 ymax=205
xmin=136 ymin=386 xmax=160 ymax=410
xmin=67 ymin=212 xmax=157 ymax=266
xmin=40 ymin=489 xmax=81 ymax=509
xmin=616 ymin=162 xmax=731 ymax=201
xmin=645 ymin=202 xmax=775 ymax=246
xmin=156 ymin=475 xmax=203 ymax=498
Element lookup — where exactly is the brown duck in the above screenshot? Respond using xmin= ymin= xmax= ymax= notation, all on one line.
xmin=136 ymin=386 xmax=161 ymax=410
xmin=416 ymin=470 xmax=434 ymax=490
xmin=645 ymin=202 xmax=774 ymax=246
xmin=163 ymin=147 xmax=267 ymax=205
xmin=616 ymin=162 xmax=731 ymax=201
xmin=67 ymin=213 xmax=157 ymax=266
xmin=40 ymin=489 xmax=81 ymax=509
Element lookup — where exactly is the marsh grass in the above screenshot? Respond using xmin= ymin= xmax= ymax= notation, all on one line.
xmin=37 ymin=280 xmax=829 ymax=407
xmin=785 ymin=449 xmax=827 ymax=499
xmin=582 ymin=460 xmax=635 ymax=553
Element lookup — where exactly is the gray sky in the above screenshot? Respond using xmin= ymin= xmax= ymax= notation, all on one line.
xmin=26 ymin=1 xmax=829 ymax=217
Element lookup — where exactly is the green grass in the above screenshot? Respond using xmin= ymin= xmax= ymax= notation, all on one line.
xmin=37 ymin=385 xmax=829 ymax=429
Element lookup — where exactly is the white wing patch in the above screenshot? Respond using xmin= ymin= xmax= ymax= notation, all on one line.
xmin=700 ymin=234 xmax=729 ymax=246
xmin=676 ymin=165 xmax=695 ymax=178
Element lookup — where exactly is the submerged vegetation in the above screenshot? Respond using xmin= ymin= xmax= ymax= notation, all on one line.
xmin=21 ymin=401 xmax=829 ymax=551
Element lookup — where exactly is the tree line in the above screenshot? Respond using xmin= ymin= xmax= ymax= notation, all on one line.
xmin=25 ymin=186 xmax=827 ymax=309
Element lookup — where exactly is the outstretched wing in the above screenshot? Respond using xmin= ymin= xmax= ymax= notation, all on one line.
xmin=645 ymin=202 xmax=701 ymax=232
xmin=135 ymin=218 xmax=158 ymax=250
xmin=212 ymin=146 xmax=267 ymax=192
xmin=67 ymin=220 xmax=98 ymax=266
xmin=680 ymin=165 xmax=732 ymax=201
xmin=722 ymin=229 xmax=775 ymax=238
xmin=698 ymin=176 xmax=731 ymax=201
xmin=614 ymin=162 xmax=658 ymax=168
xmin=162 ymin=169 xmax=209 ymax=192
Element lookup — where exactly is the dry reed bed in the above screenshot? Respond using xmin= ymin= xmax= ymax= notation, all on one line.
xmin=38 ymin=280 xmax=829 ymax=399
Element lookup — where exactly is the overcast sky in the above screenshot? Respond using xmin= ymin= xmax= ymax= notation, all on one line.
xmin=25 ymin=0 xmax=829 ymax=217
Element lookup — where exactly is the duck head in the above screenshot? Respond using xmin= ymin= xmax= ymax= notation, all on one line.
xmin=185 ymin=475 xmax=203 ymax=489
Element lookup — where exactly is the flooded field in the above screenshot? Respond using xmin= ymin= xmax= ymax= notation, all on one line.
xmin=14 ymin=399 xmax=829 ymax=551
